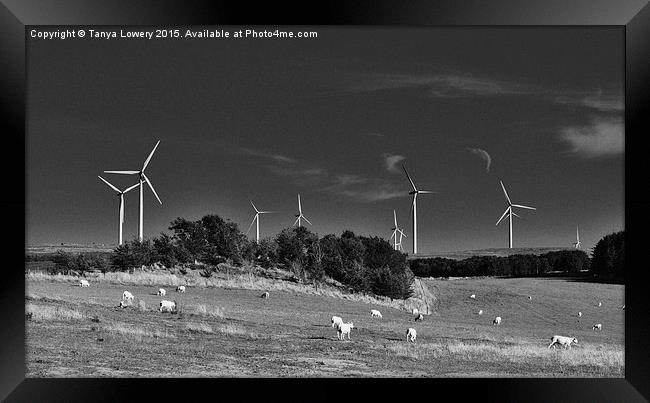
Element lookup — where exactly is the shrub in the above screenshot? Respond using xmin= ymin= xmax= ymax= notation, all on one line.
xmin=591 ymin=231 xmax=624 ymax=283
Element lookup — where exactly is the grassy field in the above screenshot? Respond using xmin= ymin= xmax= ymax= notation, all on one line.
xmin=26 ymin=275 xmax=624 ymax=377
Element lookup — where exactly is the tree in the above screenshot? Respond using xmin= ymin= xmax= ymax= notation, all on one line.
xmin=591 ymin=231 xmax=624 ymax=283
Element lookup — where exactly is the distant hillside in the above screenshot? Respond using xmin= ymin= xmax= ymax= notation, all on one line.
xmin=408 ymin=247 xmax=579 ymax=261
xmin=26 ymin=244 xmax=116 ymax=255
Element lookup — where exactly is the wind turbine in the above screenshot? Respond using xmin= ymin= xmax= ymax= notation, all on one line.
xmin=573 ymin=226 xmax=581 ymax=249
xmin=293 ymin=194 xmax=312 ymax=227
xmin=104 ymin=140 xmax=163 ymax=241
xmin=246 ymin=201 xmax=274 ymax=243
xmin=402 ymin=164 xmax=435 ymax=254
xmin=397 ymin=228 xmax=407 ymax=251
xmin=496 ymin=180 xmax=536 ymax=248
xmin=389 ymin=209 xmax=407 ymax=251
xmin=98 ymin=176 xmax=139 ymax=245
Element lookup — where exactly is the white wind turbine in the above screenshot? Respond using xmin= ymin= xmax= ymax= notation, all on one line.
xmin=293 ymin=194 xmax=312 ymax=227
xmin=246 ymin=201 xmax=274 ymax=243
xmin=403 ymin=164 xmax=435 ymax=254
xmin=389 ymin=209 xmax=407 ymax=251
xmin=573 ymin=226 xmax=581 ymax=249
xmin=496 ymin=180 xmax=536 ymax=248
xmin=98 ymin=176 xmax=139 ymax=245
xmin=104 ymin=140 xmax=163 ymax=241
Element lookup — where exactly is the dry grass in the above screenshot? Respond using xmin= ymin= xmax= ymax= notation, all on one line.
xmin=192 ymin=304 xmax=225 ymax=319
xmin=26 ymin=303 xmax=84 ymax=321
xmin=137 ymin=299 xmax=147 ymax=312
xmin=104 ymin=322 xmax=174 ymax=340
xmin=185 ymin=322 xmax=213 ymax=334
xmin=215 ymin=323 xmax=258 ymax=339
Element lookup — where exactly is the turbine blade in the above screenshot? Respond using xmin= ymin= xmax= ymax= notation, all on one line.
xmin=98 ymin=176 xmax=120 ymax=193
xmin=496 ymin=207 xmax=510 ymax=226
xmin=398 ymin=229 xmax=407 ymax=237
xmin=303 ymin=216 xmax=313 ymax=226
xmin=104 ymin=170 xmax=139 ymax=175
xmin=258 ymin=211 xmax=274 ymax=214
xmin=123 ymin=183 xmax=140 ymax=194
xmin=119 ymin=196 xmax=125 ymax=224
xmin=293 ymin=217 xmax=300 ymax=226
xmin=512 ymin=204 xmax=536 ymax=210
xmin=298 ymin=194 xmax=302 ymax=213
xmin=418 ymin=190 xmax=437 ymax=194
xmin=246 ymin=215 xmax=257 ymax=235
xmin=390 ymin=230 xmax=396 ymax=240
xmin=408 ymin=195 xmax=416 ymax=220
xmin=142 ymin=173 xmax=162 ymax=205
xmin=251 ymin=201 xmax=259 ymax=213
xmin=142 ymin=140 xmax=161 ymax=171
xmin=511 ymin=211 xmax=521 ymax=218
xmin=402 ymin=164 xmax=418 ymax=192
xmin=394 ymin=209 xmax=397 ymax=227
xmin=500 ymin=180 xmax=512 ymax=205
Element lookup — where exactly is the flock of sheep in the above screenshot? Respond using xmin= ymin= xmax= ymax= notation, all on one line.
xmin=78 ymin=278 xmax=620 ymax=350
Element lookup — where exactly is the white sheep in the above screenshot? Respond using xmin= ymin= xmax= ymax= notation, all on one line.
xmin=371 ymin=309 xmax=382 ymax=318
xmin=528 ymin=296 xmax=532 ymax=300
xmin=157 ymin=288 xmax=166 ymax=297
xmin=598 ymin=302 xmax=602 ymax=307
xmin=159 ymin=300 xmax=176 ymax=313
xmin=414 ymin=313 xmax=424 ymax=322
xmin=470 ymin=294 xmax=476 ymax=299
xmin=592 ymin=323 xmax=602 ymax=330
xmin=548 ymin=335 xmax=578 ymax=349
xmin=478 ymin=309 xmax=483 ymax=315
xmin=79 ymin=279 xmax=90 ymax=287
xmin=119 ymin=300 xmax=130 ymax=308
xmin=412 ymin=308 xmax=419 ymax=316
xmin=122 ymin=291 xmax=134 ymax=301
xmin=336 ymin=322 xmax=354 ymax=340
xmin=261 ymin=291 xmax=269 ymax=299
xmin=493 ymin=316 xmax=502 ymax=325
xmin=331 ymin=315 xmax=344 ymax=328
xmin=622 ymin=304 xmax=625 ymax=310
xmin=406 ymin=328 xmax=417 ymax=342
xmin=176 ymin=285 xmax=186 ymax=293
xmin=578 ymin=312 xmax=582 ymax=317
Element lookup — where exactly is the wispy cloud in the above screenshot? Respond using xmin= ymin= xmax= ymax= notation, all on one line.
xmin=267 ymin=166 xmax=323 ymax=178
xmin=466 ymin=148 xmax=492 ymax=172
xmin=555 ymin=91 xmax=623 ymax=112
xmin=559 ymin=116 xmax=623 ymax=158
xmin=240 ymin=147 xmax=295 ymax=163
xmin=368 ymin=133 xmax=384 ymax=137
xmin=383 ymin=153 xmax=406 ymax=173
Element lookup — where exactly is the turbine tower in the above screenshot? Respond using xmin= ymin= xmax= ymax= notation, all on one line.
xmin=98 ymin=176 xmax=139 ymax=245
xmin=246 ymin=201 xmax=274 ymax=243
xmin=104 ymin=140 xmax=163 ymax=241
xmin=389 ymin=210 xmax=406 ymax=251
xmin=496 ymin=180 xmax=536 ymax=248
xmin=402 ymin=164 xmax=435 ymax=254
xmin=293 ymin=194 xmax=312 ymax=227
xmin=573 ymin=227 xmax=581 ymax=249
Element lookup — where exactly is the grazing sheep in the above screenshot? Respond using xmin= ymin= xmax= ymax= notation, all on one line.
xmin=478 ymin=310 xmax=483 ymax=315
xmin=406 ymin=328 xmax=417 ymax=342
xmin=598 ymin=302 xmax=602 ymax=307
xmin=470 ymin=294 xmax=476 ymax=299
xmin=122 ymin=291 xmax=134 ymax=301
xmin=412 ymin=308 xmax=419 ymax=316
xmin=331 ymin=315 xmax=344 ymax=328
xmin=176 ymin=285 xmax=186 ymax=293
xmin=414 ymin=313 xmax=424 ymax=322
xmin=371 ymin=309 xmax=382 ymax=318
xmin=622 ymin=305 xmax=625 ymax=310
xmin=493 ymin=316 xmax=502 ymax=325
xmin=336 ymin=322 xmax=354 ymax=340
xmin=79 ymin=279 xmax=90 ymax=287
xmin=528 ymin=296 xmax=532 ymax=300
xmin=261 ymin=291 xmax=269 ymax=299
xmin=119 ymin=300 xmax=130 ymax=308
xmin=157 ymin=288 xmax=166 ymax=297
xmin=548 ymin=335 xmax=578 ymax=349
xmin=578 ymin=312 xmax=582 ymax=317
xmin=159 ymin=300 xmax=176 ymax=313
xmin=592 ymin=323 xmax=602 ymax=330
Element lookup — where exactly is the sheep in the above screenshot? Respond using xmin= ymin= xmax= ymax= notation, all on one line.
xmin=493 ymin=316 xmax=502 ymax=325
xmin=478 ymin=310 xmax=483 ymax=315
xmin=578 ymin=312 xmax=582 ymax=318
xmin=122 ymin=291 xmax=134 ymax=301
xmin=528 ymin=296 xmax=532 ymax=300
xmin=157 ymin=288 xmax=166 ymax=297
xmin=79 ymin=279 xmax=90 ymax=287
xmin=261 ymin=291 xmax=269 ymax=299
xmin=414 ymin=313 xmax=424 ymax=322
xmin=470 ymin=294 xmax=476 ymax=299
xmin=412 ymin=308 xmax=419 ymax=316
xmin=370 ymin=309 xmax=382 ymax=318
xmin=598 ymin=302 xmax=602 ymax=307
xmin=548 ymin=335 xmax=578 ymax=349
xmin=406 ymin=328 xmax=417 ymax=342
xmin=176 ymin=285 xmax=186 ymax=293
xmin=331 ymin=315 xmax=344 ymax=328
xmin=336 ymin=322 xmax=354 ymax=340
xmin=622 ymin=304 xmax=625 ymax=310
xmin=159 ymin=300 xmax=176 ymax=313
xmin=119 ymin=300 xmax=130 ymax=308
xmin=592 ymin=323 xmax=602 ymax=330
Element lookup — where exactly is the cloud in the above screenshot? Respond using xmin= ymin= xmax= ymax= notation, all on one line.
xmin=466 ymin=148 xmax=492 ymax=172
xmin=240 ymin=147 xmax=295 ymax=163
xmin=267 ymin=166 xmax=323 ymax=177
xmin=383 ymin=153 xmax=406 ymax=173
xmin=321 ymin=173 xmax=404 ymax=203
xmin=368 ymin=133 xmax=384 ymax=137
xmin=559 ymin=117 xmax=623 ymax=158
xmin=555 ymin=91 xmax=623 ymax=112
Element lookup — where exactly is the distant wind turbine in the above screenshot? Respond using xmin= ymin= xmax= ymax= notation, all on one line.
xmin=389 ymin=209 xmax=406 ymax=251
xmin=104 ymin=140 xmax=163 ymax=241
xmin=98 ymin=176 xmax=139 ymax=245
xmin=496 ymin=180 xmax=536 ymax=248
xmin=573 ymin=227 xmax=581 ymax=249
xmin=293 ymin=194 xmax=312 ymax=227
xmin=246 ymin=201 xmax=274 ymax=243
xmin=402 ymin=164 xmax=436 ymax=254
xmin=397 ymin=228 xmax=407 ymax=251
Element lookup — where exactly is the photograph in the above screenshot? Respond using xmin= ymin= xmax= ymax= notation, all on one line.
xmin=24 ymin=25 xmax=625 ymax=379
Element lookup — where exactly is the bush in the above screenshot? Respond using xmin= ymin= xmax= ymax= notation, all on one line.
xmin=591 ymin=231 xmax=624 ymax=283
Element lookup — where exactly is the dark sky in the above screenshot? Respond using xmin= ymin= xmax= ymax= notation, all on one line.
xmin=27 ymin=27 xmax=624 ymax=253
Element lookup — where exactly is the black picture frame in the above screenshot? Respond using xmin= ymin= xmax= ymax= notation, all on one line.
xmin=3 ymin=1 xmax=649 ymax=401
